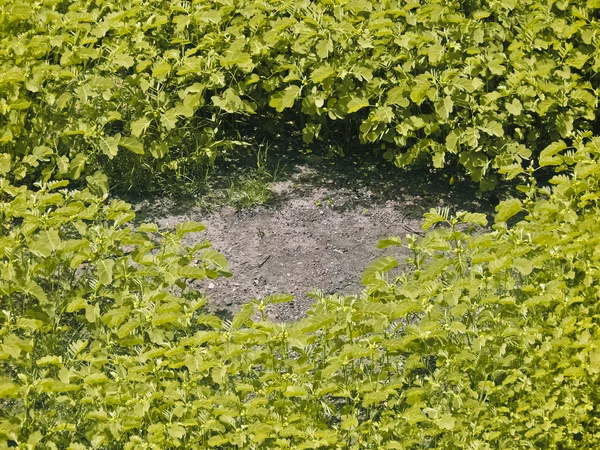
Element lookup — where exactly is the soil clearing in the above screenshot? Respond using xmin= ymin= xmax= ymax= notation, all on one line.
xmin=134 ymin=158 xmax=497 ymax=322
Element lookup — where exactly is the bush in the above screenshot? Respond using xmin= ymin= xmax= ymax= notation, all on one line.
xmin=1 ymin=0 xmax=599 ymax=191
xmin=2 ymin=134 xmax=600 ymax=448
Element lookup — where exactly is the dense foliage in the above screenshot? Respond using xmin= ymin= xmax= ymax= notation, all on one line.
xmin=1 ymin=0 xmax=600 ymax=190
xmin=2 ymin=0 xmax=600 ymax=448
xmin=3 ymin=134 xmax=600 ymax=448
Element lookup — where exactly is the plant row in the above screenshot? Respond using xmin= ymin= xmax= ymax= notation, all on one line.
xmin=1 ymin=0 xmax=599 ymax=191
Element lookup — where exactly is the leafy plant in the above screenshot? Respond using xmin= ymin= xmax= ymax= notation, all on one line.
xmin=2 ymin=0 xmax=599 ymax=192
xmin=3 ymin=133 xmax=600 ymax=447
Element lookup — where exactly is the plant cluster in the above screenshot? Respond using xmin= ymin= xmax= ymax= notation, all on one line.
xmin=3 ymin=132 xmax=600 ymax=448
xmin=1 ymin=0 xmax=599 ymax=191
xmin=2 ymin=0 xmax=600 ymax=448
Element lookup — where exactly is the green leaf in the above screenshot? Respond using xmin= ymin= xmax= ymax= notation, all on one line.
xmin=265 ymin=293 xmax=295 ymax=304
xmin=232 ymin=303 xmax=255 ymax=329
xmin=410 ymin=78 xmax=431 ymax=104
xmin=480 ymin=120 xmax=504 ymax=137
xmin=0 ymin=154 xmax=10 ymax=174
xmin=269 ymin=85 xmax=301 ymax=112
xmin=202 ymin=249 xmax=228 ymax=269
xmin=284 ymin=385 xmax=307 ymax=397
xmin=69 ymin=153 xmax=87 ymax=179
xmin=0 ymin=380 xmax=19 ymax=398
xmin=362 ymin=391 xmax=390 ymax=407
xmin=341 ymin=415 xmax=359 ymax=430
xmin=377 ymin=237 xmax=402 ymax=249
xmin=197 ymin=315 xmax=222 ymax=330
xmin=435 ymin=96 xmax=453 ymax=120
xmin=176 ymin=221 xmax=206 ymax=237
xmin=428 ymin=43 xmax=444 ymax=63
xmin=495 ymin=198 xmax=522 ymax=222
xmin=22 ymin=281 xmax=47 ymax=303
xmin=347 ymin=97 xmax=370 ymax=114
xmin=362 ymin=256 xmax=398 ymax=285
xmin=84 ymin=373 xmax=110 ymax=385
xmin=116 ymin=319 xmax=141 ymax=338
xmin=311 ymin=65 xmax=336 ymax=83
xmin=422 ymin=208 xmax=448 ymax=230
xmin=130 ymin=117 xmax=151 ymax=137
xmin=97 ymin=259 xmax=115 ymax=285
xmin=386 ymin=87 xmax=410 ymax=107
xmin=101 ymin=307 xmax=131 ymax=328
xmin=36 ymin=355 xmax=62 ymax=366
xmin=160 ymin=109 xmax=178 ymax=130
xmin=30 ymin=229 xmax=61 ymax=257
xmin=99 ymin=135 xmax=120 ymax=159
xmin=138 ymin=223 xmax=159 ymax=233
xmin=506 ymin=98 xmax=523 ymax=116
xmin=152 ymin=60 xmax=171 ymax=79
xmin=150 ymin=142 xmax=169 ymax=159
xmin=513 ymin=257 xmax=533 ymax=275
xmin=458 ymin=212 xmax=488 ymax=226
xmin=436 ymin=414 xmax=456 ymax=430
xmin=220 ymin=51 xmax=254 ymax=72
xmin=539 ymin=140 xmax=567 ymax=167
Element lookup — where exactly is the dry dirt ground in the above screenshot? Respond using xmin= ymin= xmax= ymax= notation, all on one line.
xmin=134 ymin=159 xmax=497 ymax=322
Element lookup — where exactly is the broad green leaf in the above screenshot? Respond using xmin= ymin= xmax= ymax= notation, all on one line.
xmin=480 ymin=120 xmax=504 ymax=137
xmin=152 ymin=61 xmax=171 ymax=79
xmin=197 ymin=315 xmax=222 ymax=329
xmin=362 ymin=256 xmax=398 ymax=285
xmin=347 ymin=97 xmax=370 ymax=114
xmin=0 ymin=380 xmax=19 ymax=398
xmin=220 ymin=51 xmax=254 ymax=72
xmin=506 ymin=98 xmax=523 ymax=116
xmin=539 ymin=140 xmax=567 ymax=167
xmin=202 ymin=249 xmax=228 ymax=268
xmin=69 ymin=153 xmax=87 ymax=179
xmin=386 ymin=87 xmax=410 ymax=107
xmin=22 ymin=281 xmax=47 ymax=303
xmin=435 ymin=96 xmax=453 ymax=120
xmin=269 ymin=85 xmax=301 ymax=112
xmin=341 ymin=415 xmax=358 ymax=430
xmin=232 ymin=303 xmax=255 ymax=329
xmin=97 ymin=259 xmax=115 ymax=285
xmin=311 ymin=65 xmax=336 ymax=83
xmin=495 ymin=198 xmax=522 ymax=222
xmin=513 ymin=257 xmax=533 ymax=275
xmin=84 ymin=373 xmax=110 ymax=385
xmin=176 ymin=221 xmax=206 ymax=237
xmin=428 ymin=43 xmax=444 ymax=63
xmin=101 ymin=306 xmax=131 ymax=328
xmin=377 ymin=237 xmax=402 ymax=249
xmin=284 ymin=385 xmax=307 ymax=397
xmin=437 ymin=414 xmax=456 ymax=430
xmin=362 ymin=391 xmax=389 ymax=407
xmin=458 ymin=212 xmax=488 ymax=226
xmin=29 ymin=229 xmax=61 ymax=257
xmin=0 ymin=154 xmax=10 ymax=174
xmin=99 ymin=135 xmax=120 ymax=159
xmin=422 ymin=208 xmax=448 ymax=230
xmin=120 ymin=136 xmax=144 ymax=154
xmin=130 ymin=117 xmax=151 ymax=137
xmin=160 ymin=109 xmax=178 ymax=130
xmin=265 ymin=293 xmax=295 ymax=304
xmin=150 ymin=141 xmax=169 ymax=159
xmin=116 ymin=319 xmax=141 ymax=338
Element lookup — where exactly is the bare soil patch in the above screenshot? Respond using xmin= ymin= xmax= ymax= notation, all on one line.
xmin=133 ymin=156 xmax=498 ymax=321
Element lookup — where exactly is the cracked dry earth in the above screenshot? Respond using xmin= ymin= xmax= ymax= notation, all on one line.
xmin=135 ymin=164 xmax=493 ymax=322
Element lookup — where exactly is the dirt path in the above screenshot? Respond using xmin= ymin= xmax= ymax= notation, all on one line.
xmin=134 ymin=161 xmax=495 ymax=321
